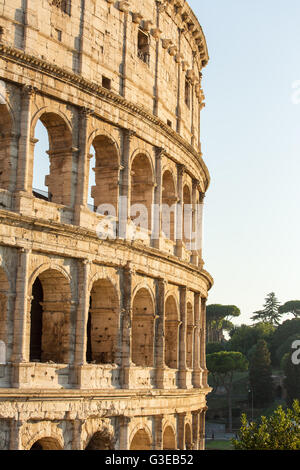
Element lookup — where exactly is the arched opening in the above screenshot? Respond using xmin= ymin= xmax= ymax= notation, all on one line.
xmin=86 ymin=279 xmax=119 ymax=364
xmin=32 ymin=120 xmax=51 ymax=201
xmin=29 ymin=269 xmax=71 ymax=363
xmin=165 ymin=296 xmax=179 ymax=369
xmin=32 ymin=112 xmax=73 ymax=206
xmin=162 ymin=170 xmax=177 ymax=242
xmin=0 ymin=103 xmax=13 ymax=190
xmin=0 ymin=268 xmax=9 ymax=357
xmin=85 ymin=431 xmax=114 ymax=450
xmin=132 ymin=288 xmax=155 ymax=367
xmin=137 ymin=29 xmax=150 ymax=65
xmin=163 ymin=426 xmax=176 ymax=450
xmin=183 ymin=185 xmax=192 ymax=247
xmin=185 ymin=423 xmax=192 ymax=450
xmin=130 ymin=154 xmax=154 ymax=233
xmin=88 ymin=135 xmax=119 ymax=214
xmin=186 ymin=302 xmax=194 ymax=369
xmin=130 ymin=429 xmax=151 ymax=451
xmin=29 ymin=437 xmax=63 ymax=450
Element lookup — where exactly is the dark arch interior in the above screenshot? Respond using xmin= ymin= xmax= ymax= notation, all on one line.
xmin=29 ymin=277 xmax=43 ymax=362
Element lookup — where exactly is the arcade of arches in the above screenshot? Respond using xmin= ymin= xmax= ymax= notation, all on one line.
xmin=0 ymin=0 xmax=212 ymax=451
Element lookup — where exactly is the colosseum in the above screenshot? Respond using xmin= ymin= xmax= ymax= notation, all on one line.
xmin=0 ymin=0 xmax=213 ymax=451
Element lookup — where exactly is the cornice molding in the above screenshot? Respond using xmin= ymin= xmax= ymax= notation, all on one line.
xmin=0 ymin=43 xmax=210 ymax=190
xmin=0 ymin=207 xmax=213 ymax=291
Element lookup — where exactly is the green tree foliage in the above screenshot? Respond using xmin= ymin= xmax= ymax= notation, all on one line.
xmin=232 ymin=401 xmax=300 ymax=450
xmin=251 ymin=292 xmax=282 ymax=326
xmin=279 ymin=301 xmax=300 ymax=318
xmin=282 ymin=352 xmax=300 ymax=407
xmin=270 ymin=318 xmax=300 ymax=366
xmin=228 ymin=322 xmax=275 ymax=359
xmin=206 ymin=342 xmax=227 ymax=354
xmin=206 ymin=304 xmax=240 ymax=343
xmin=207 ymin=351 xmax=248 ymax=432
xmin=249 ymin=339 xmax=273 ymax=407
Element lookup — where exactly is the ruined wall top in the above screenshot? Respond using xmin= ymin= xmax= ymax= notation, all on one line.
xmin=0 ymin=0 xmax=209 ymax=152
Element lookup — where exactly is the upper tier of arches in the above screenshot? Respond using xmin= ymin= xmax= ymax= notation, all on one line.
xmin=0 ymin=0 xmax=208 ymax=150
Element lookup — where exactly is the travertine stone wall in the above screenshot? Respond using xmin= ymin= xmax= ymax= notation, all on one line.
xmin=0 ymin=0 xmax=212 ymax=450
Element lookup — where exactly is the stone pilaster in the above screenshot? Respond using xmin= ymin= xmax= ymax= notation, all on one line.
xmin=117 ymin=416 xmax=131 ymax=450
xmin=153 ymin=414 xmax=164 ymax=450
xmin=199 ymin=407 xmax=207 ymax=450
xmin=176 ymin=164 xmax=184 ymax=258
xmin=200 ymin=297 xmax=208 ymax=387
xmin=15 ymin=85 xmax=36 ymax=194
xmin=192 ymin=411 xmax=200 ymax=450
xmin=72 ymin=419 xmax=85 ymax=450
xmin=119 ymin=129 xmax=135 ymax=240
xmin=191 ymin=179 xmax=200 ymax=265
xmin=9 ymin=419 xmax=23 ymax=450
xmin=74 ymin=107 xmax=94 ymax=223
xmin=155 ymin=278 xmax=167 ymax=388
xmin=152 ymin=147 xmax=164 ymax=249
xmin=74 ymin=259 xmax=91 ymax=367
xmin=119 ymin=263 xmax=134 ymax=388
xmin=177 ymin=412 xmax=186 ymax=450
xmin=178 ymin=286 xmax=187 ymax=388
xmin=11 ymin=248 xmax=31 ymax=367
xmin=193 ymin=293 xmax=202 ymax=388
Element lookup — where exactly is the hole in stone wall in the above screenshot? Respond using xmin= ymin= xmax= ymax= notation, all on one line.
xmin=137 ymin=29 xmax=150 ymax=65
xmin=102 ymin=76 xmax=111 ymax=90
xmin=185 ymin=78 xmax=191 ymax=109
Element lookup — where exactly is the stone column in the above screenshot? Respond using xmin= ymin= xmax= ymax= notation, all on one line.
xmin=191 ymin=51 xmax=197 ymax=147
xmin=199 ymin=407 xmax=207 ymax=450
xmin=9 ymin=419 xmax=23 ymax=450
xmin=176 ymin=164 xmax=184 ymax=258
xmin=178 ymin=286 xmax=187 ymax=388
xmin=119 ymin=263 xmax=134 ymax=388
xmin=11 ymin=248 xmax=31 ymax=366
xmin=193 ymin=293 xmax=202 ymax=388
xmin=192 ymin=411 xmax=200 ymax=450
xmin=119 ymin=130 xmax=135 ymax=241
xmin=155 ymin=278 xmax=167 ymax=388
xmin=74 ymin=259 xmax=91 ymax=366
xmin=15 ymin=85 xmax=36 ymax=194
xmin=72 ymin=419 xmax=85 ymax=450
xmin=200 ymin=297 xmax=208 ymax=388
xmin=153 ymin=415 xmax=164 ymax=450
xmin=118 ymin=416 xmax=131 ymax=450
xmin=74 ymin=107 xmax=94 ymax=224
xmin=153 ymin=1 xmax=163 ymax=116
xmin=152 ymin=147 xmax=164 ymax=249
xmin=177 ymin=412 xmax=186 ymax=450
xmin=176 ymin=28 xmax=183 ymax=134
xmin=191 ymin=179 xmax=200 ymax=265
xmin=120 ymin=4 xmax=129 ymax=98
xmin=198 ymin=192 xmax=205 ymax=267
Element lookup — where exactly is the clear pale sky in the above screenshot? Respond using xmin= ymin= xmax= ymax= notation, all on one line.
xmin=189 ymin=0 xmax=300 ymax=324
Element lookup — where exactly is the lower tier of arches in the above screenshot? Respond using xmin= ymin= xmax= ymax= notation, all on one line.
xmin=0 ymin=394 xmax=207 ymax=450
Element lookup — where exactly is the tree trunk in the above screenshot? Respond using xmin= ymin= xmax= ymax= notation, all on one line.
xmin=227 ymin=387 xmax=233 ymax=433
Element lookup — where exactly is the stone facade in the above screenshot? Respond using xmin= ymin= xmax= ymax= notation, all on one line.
xmin=0 ymin=0 xmax=213 ymax=450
